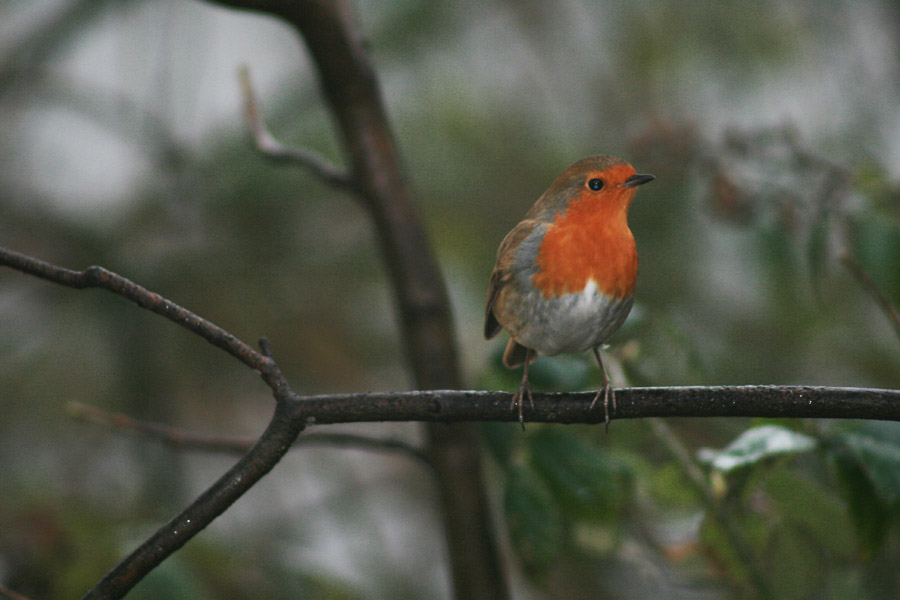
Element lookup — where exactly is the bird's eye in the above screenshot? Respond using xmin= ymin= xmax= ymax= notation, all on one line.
xmin=588 ymin=178 xmax=604 ymax=191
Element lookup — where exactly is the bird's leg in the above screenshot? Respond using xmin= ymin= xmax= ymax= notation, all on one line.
xmin=590 ymin=346 xmax=615 ymax=428
xmin=511 ymin=348 xmax=534 ymax=430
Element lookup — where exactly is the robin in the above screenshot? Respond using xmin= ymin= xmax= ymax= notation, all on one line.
xmin=484 ymin=155 xmax=654 ymax=427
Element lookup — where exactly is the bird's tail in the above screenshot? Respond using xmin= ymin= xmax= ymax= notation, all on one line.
xmin=503 ymin=339 xmax=537 ymax=368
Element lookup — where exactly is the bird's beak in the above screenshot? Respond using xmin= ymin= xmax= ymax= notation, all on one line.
xmin=621 ymin=173 xmax=655 ymax=188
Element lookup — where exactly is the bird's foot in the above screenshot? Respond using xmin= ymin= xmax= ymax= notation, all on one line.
xmin=510 ymin=380 xmax=534 ymax=431
xmin=589 ymin=382 xmax=616 ymax=431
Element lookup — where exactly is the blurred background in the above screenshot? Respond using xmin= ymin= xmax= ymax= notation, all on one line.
xmin=1 ymin=1 xmax=899 ymax=598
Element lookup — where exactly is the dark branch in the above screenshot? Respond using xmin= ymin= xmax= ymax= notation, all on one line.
xmin=1 ymin=246 xmax=306 ymax=600
xmin=215 ymin=4 xmax=503 ymax=599
xmin=0 ymin=246 xmax=289 ymax=394
xmin=286 ymin=386 xmax=900 ymax=424
xmin=237 ymin=65 xmax=355 ymax=191
xmin=81 ymin=399 xmax=306 ymax=600
xmin=67 ymin=386 xmax=900 ymax=433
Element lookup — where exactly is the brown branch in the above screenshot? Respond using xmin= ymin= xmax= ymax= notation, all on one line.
xmin=841 ymin=251 xmax=900 ymax=343
xmin=0 ymin=247 xmax=305 ymax=600
xmin=68 ymin=401 xmax=431 ymax=465
xmin=213 ymin=3 xmax=506 ymax=599
xmin=0 ymin=247 xmax=288 ymax=393
xmin=237 ymin=65 xmax=355 ymax=191
xmin=216 ymin=0 xmax=463 ymax=390
xmin=81 ymin=398 xmax=305 ymax=600
xmin=283 ymin=386 xmax=900 ymax=424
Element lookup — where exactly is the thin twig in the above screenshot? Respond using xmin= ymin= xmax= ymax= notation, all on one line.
xmin=297 ymin=432 xmax=430 ymax=465
xmin=647 ymin=418 xmax=774 ymax=600
xmin=82 ymin=399 xmax=305 ymax=600
xmin=237 ymin=65 xmax=354 ymax=191
xmin=0 ymin=246 xmax=308 ymax=600
xmin=840 ymin=251 xmax=900 ymax=343
xmin=0 ymin=247 xmax=288 ymax=393
xmin=68 ymin=401 xmax=257 ymax=452
xmin=231 ymin=3 xmax=500 ymax=595
xmin=67 ymin=401 xmax=431 ymax=465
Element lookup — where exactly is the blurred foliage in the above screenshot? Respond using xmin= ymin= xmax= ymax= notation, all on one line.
xmin=2 ymin=0 xmax=900 ymax=599
xmin=0 ymin=491 xmax=363 ymax=600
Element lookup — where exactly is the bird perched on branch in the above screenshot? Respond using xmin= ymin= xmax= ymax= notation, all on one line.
xmin=484 ymin=155 xmax=654 ymax=427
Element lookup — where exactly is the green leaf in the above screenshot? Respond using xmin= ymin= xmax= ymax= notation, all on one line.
xmin=649 ymin=462 xmax=703 ymax=510
xmin=504 ymin=464 xmax=566 ymax=579
xmin=528 ymin=427 xmax=632 ymax=522
xmin=698 ymin=425 xmax=817 ymax=472
xmin=825 ymin=429 xmax=900 ymax=557
xmin=832 ymin=450 xmax=892 ymax=558
xmin=832 ymin=431 xmax=900 ymax=505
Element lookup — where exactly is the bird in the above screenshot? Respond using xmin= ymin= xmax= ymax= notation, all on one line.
xmin=484 ymin=155 xmax=654 ymax=427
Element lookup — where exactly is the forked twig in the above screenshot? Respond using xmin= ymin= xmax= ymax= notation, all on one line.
xmin=238 ymin=66 xmax=354 ymax=191
xmin=0 ymin=247 xmax=287 ymax=393
xmin=68 ymin=401 xmax=431 ymax=465
xmin=0 ymin=246 xmax=306 ymax=600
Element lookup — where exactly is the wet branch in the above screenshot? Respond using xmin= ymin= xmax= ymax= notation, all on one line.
xmin=283 ymin=386 xmax=900 ymax=424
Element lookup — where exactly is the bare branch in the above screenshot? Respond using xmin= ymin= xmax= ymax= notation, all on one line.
xmin=841 ymin=251 xmax=900 ymax=343
xmin=0 ymin=246 xmax=307 ymax=600
xmin=0 ymin=247 xmax=288 ymax=393
xmin=222 ymin=4 xmax=503 ymax=598
xmin=297 ymin=431 xmax=430 ymax=465
xmin=81 ymin=399 xmax=306 ymax=600
xmin=237 ymin=65 xmax=354 ymax=191
xmin=68 ymin=401 xmax=431 ymax=465
xmin=284 ymin=386 xmax=900 ymax=424
xmin=68 ymin=401 xmax=257 ymax=452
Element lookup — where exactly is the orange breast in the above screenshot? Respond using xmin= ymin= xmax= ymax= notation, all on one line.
xmin=531 ymin=192 xmax=638 ymax=299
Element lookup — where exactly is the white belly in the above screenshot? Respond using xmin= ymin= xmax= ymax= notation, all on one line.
xmin=501 ymin=279 xmax=634 ymax=356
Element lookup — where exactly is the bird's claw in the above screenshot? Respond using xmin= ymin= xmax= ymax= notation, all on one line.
xmin=510 ymin=382 xmax=534 ymax=430
xmin=589 ymin=383 xmax=616 ymax=431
